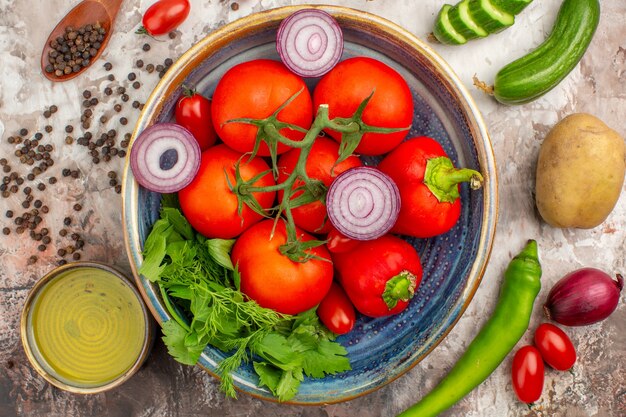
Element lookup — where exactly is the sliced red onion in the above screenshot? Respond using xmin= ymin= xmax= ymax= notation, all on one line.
xmin=130 ymin=123 xmax=201 ymax=193
xmin=276 ymin=9 xmax=344 ymax=78
xmin=326 ymin=167 xmax=401 ymax=241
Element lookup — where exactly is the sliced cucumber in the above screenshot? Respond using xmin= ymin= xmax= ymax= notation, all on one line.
xmin=433 ymin=4 xmax=468 ymax=45
xmin=449 ymin=0 xmax=488 ymax=40
xmin=468 ymin=0 xmax=515 ymax=33
xmin=491 ymin=0 xmax=533 ymax=15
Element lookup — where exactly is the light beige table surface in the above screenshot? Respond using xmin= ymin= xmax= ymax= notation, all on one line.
xmin=1 ymin=1 xmax=624 ymax=416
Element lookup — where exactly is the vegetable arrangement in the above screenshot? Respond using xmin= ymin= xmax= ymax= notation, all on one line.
xmin=128 ymin=3 xmax=623 ymax=411
xmin=132 ymin=8 xmax=486 ymax=402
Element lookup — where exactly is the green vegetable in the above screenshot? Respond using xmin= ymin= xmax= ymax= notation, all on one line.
xmin=493 ymin=0 xmax=600 ymax=104
xmin=491 ymin=0 xmax=533 ymax=15
xmin=448 ymin=0 xmax=488 ymax=40
xmin=139 ymin=196 xmax=350 ymax=401
xmin=397 ymin=240 xmax=542 ymax=417
xmin=467 ymin=0 xmax=514 ymax=34
xmin=433 ymin=4 xmax=468 ymax=45
xmin=434 ymin=0 xmax=523 ymax=44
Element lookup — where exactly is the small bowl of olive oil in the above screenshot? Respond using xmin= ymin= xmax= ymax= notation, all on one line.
xmin=21 ymin=262 xmax=155 ymax=393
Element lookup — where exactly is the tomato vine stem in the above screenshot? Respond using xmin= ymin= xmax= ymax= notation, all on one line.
xmin=227 ymin=92 xmax=406 ymax=262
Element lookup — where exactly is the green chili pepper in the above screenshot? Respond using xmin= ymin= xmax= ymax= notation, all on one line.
xmin=398 ymin=240 xmax=542 ymax=417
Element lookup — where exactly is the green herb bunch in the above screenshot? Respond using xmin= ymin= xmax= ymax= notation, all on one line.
xmin=139 ymin=195 xmax=350 ymax=401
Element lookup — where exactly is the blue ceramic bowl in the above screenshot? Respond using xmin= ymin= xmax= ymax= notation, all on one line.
xmin=123 ymin=5 xmax=497 ymax=404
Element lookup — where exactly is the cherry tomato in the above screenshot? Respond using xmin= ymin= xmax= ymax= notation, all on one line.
xmin=317 ymin=283 xmax=356 ymax=335
xmin=534 ymin=323 xmax=576 ymax=371
xmin=277 ymin=137 xmax=362 ymax=233
xmin=313 ymin=56 xmax=413 ymax=156
xmin=326 ymin=227 xmax=360 ymax=253
xmin=211 ymin=59 xmax=313 ymax=157
xmin=141 ymin=0 xmax=190 ymax=36
xmin=175 ymin=89 xmax=217 ymax=151
xmin=178 ymin=144 xmax=276 ymax=239
xmin=511 ymin=345 xmax=545 ymax=404
xmin=231 ymin=220 xmax=333 ymax=315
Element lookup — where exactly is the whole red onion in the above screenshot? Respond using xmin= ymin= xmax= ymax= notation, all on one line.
xmin=544 ymin=267 xmax=623 ymax=326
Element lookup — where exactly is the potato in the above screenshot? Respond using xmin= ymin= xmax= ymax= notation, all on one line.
xmin=535 ymin=113 xmax=625 ymax=229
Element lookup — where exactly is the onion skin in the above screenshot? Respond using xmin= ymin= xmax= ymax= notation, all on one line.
xmin=544 ymin=267 xmax=624 ymax=326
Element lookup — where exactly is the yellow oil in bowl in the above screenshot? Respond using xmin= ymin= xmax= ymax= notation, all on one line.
xmin=21 ymin=262 xmax=154 ymax=393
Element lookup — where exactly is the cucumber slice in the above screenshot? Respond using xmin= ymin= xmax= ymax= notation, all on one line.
xmin=491 ymin=0 xmax=533 ymax=15
xmin=449 ymin=0 xmax=488 ymax=39
xmin=434 ymin=4 xmax=468 ymax=45
xmin=468 ymin=0 xmax=515 ymax=33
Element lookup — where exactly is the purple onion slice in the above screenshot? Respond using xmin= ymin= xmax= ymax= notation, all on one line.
xmin=130 ymin=123 xmax=201 ymax=193
xmin=326 ymin=167 xmax=401 ymax=241
xmin=276 ymin=9 xmax=344 ymax=78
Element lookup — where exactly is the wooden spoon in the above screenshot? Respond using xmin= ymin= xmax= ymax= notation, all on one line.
xmin=41 ymin=0 xmax=124 ymax=82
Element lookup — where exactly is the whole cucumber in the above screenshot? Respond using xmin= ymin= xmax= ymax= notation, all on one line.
xmin=494 ymin=0 xmax=600 ymax=105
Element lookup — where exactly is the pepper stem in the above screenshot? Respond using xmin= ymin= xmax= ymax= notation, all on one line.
xmin=424 ymin=156 xmax=484 ymax=203
xmin=382 ymin=270 xmax=417 ymax=310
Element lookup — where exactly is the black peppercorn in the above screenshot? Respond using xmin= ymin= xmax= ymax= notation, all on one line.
xmin=104 ymin=62 xmax=112 ymax=71
xmin=73 ymin=203 xmax=82 ymax=211
xmin=142 ymin=43 xmax=151 ymax=51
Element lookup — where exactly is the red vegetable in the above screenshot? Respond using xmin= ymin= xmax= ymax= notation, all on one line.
xmin=232 ymin=220 xmax=334 ymax=315
xmin=378 ymin=136 xmax=483 ymax=238
xmin=326 ymin=227 xmax=360 ymax=254
xmin=276 ymin=9 xmax=344 ymax=78
xmin=130 ymin=123 xmax=200 ymax=193
xmin=178 ymin=144 xmax=276 ymax=239
xmin=139 ymin=0 xmax=190 ymax=36
xmin=211 ymin=59 xmax=313 ymax=157
xmin=544 ymin=267 xmax=623 ymax=326
xmin=326 ymin=167 xmax=401 ymax=241
xmin=511 ymin=345 xmax=545 ymax=404
xmin=313 ymin=56 xmax=413 ymax=155
xmin=332 ymin=234 xmax=422 ymax=317
xmin=175 ymin=87 xmax=217 ymax=151
xmin=317 ymin=282 xmax=356 ymax=335
xmin=534 ymin=323 xmax=576 ymax=371
xmin=277 ymin=137 xmax=361 ymax=234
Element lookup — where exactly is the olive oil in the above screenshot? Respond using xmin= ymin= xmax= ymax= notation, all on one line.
xmin=24 ymin=265 xmax=148 ymax=389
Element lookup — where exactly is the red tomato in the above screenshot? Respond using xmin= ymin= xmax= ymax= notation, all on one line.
xmin=175 ymin=89 xmax=217 ymax=151
xmin=511 ymin=345 xmax=545 ymax=404
xmin=534 ymin=323 xmax=576 ymax=371
xmin=231 ymin=220 xmax=333 ymax=315
xmin=211 ymin=59 xmax=313 ymax=157
xmin=313 ymin=56 xmax=413 ymax=156
xmin=141 ymin=0 xmax=190 ymax=36
xmin=317 ymin=283 xmax=356 ymax=335
xmin=326 ymin=227 xmax=360 ymax=254
xmin=178 ymin=145 xmax=275 ymax=239
xmin=277 ymin=137 xmax=362 ymax=233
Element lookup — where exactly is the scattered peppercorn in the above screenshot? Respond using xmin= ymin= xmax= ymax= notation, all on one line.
xmin=73 ymin=203 xmax=82 ymax=211
xmin=142 ymin=43 xmax=151 ymax=51
xmin=132 ymin=81 xmax=141 ymax=89
xmin=104 ymin=62 xmax=113 ymax=71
